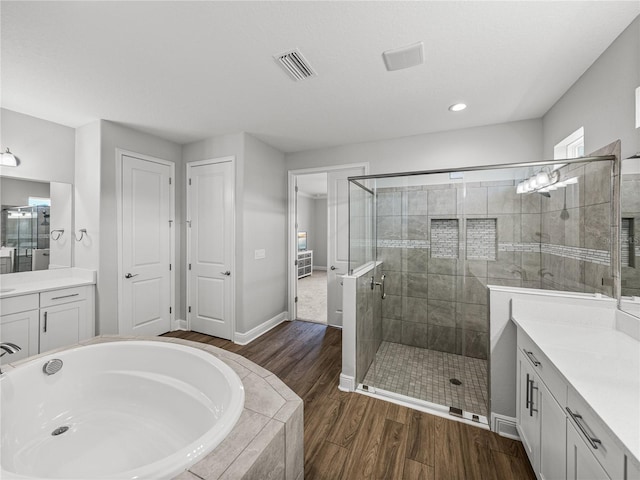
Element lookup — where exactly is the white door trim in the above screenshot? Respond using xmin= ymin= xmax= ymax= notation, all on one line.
xmin=115 ymin=148 xmax=176 ymax=335
xmin=287 ymin=163 xmax=369 ymax=324
xmin=186 ymin=156 xmax=236 ymax=342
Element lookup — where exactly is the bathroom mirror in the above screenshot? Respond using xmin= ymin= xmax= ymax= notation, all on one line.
xmin=0 ymin=176 xmax=73 ymax=274
xmin=620 ymin=155 xmax=640 ymax=318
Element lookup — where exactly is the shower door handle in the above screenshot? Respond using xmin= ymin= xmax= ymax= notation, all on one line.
xmin=371 ymin=274 xmax=386 ymax=299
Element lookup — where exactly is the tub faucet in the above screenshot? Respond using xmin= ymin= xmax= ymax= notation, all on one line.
xmin=0 ymin=342 xmax=21 ymax=374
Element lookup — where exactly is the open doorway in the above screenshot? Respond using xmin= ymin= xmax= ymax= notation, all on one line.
xmin=288 ymin=163 xmax=368 ymax=328
xmin=295 ymin=173 xmax=328 ymax=324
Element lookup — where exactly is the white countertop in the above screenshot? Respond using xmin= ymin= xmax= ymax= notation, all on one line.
xmin=512 ymin=299 xmax=640 ymax=465
xmin=0 ymin=268 xmax=96 ymax=299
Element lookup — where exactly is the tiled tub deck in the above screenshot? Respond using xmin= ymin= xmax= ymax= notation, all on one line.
xmin=4 ymin=336 xmax=304 ymax=480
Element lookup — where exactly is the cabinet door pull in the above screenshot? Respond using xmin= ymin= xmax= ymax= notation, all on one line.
xmin=43 ymin=312 xmax=48 ymax=333
xmin=529 ymin=382 xmax=538 ymax=416
xmin=527 ymin=376 xmax=538 ymax=417
xmin=566 ymin=407 xmax=601 ymax=449
xmin=50 ymin=293 xmax=79 ymax=301
xmin=525 ymin=350 xmax=541 ymax=367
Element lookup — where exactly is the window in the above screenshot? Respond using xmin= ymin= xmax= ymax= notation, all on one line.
xmin=553 ymin=127 xmax=584 ymax=162
xmin=28 ymin=197 xmax=51 ymax=206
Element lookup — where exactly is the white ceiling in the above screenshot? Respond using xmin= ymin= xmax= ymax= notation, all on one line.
xmin=2 ymin=1 xmax=639 ymax=153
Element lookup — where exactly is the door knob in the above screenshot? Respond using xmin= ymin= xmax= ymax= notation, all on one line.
xmin=330 ymin=265 xmax=336 ymax=270
xmin=125 ymin=273 xmax=138 ymax=279
xmin=220 ymin=270 xmax=231 ymax=276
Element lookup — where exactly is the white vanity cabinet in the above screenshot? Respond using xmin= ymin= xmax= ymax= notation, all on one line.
xmin=515 ymin=322 xmax=638 ymax=480
xmin=39 ymin=286 xmax=91 ymax=354
xmin=0 ymin=283 xmax=94 ymax=362
xmin=567 ymin=419 xmax=610 ymax=479
xmin=516 ymin=339 xmax=567 ymax=480
xmin=0 ymin=294 xmax=40 ymax=364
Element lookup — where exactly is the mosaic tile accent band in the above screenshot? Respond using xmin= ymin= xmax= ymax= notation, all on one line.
xmin=375 ymin=239 xmax=611 ymax=266
xmin=377 ymin=239 xmax=430 ymax=249
xmin=540 ymin=244 xmax=611 ymax=266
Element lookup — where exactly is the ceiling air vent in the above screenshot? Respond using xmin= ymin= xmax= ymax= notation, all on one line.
xmin=274 ymin=49 xmax=317 ymax=81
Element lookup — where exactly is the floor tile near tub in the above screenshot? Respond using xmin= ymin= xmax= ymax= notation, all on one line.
xmin=362 ymin=341 xmax=488 ymax=417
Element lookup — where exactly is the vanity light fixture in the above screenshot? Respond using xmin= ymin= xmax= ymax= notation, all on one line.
xmin=0 ymin=148 xmax=19 ymax=167
xmin=448 ymin=103 xmax=467 ymax=112
xmin=516 ymin=169 xmax=567 ymax=194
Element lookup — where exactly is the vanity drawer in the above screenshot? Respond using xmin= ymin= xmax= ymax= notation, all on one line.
xmin=567 ymin=389 xmax=624 ymax=479
xmin=517 ymin=329 xmax=567 ymax=407
xmin=0 ymin=294 xmax=39 ymax=316
xmin=40 ymin=286 xmax=88 ymax=308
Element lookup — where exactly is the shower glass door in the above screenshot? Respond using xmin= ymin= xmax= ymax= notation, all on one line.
xmin=348 ymin=178 xmax=383 ymax=390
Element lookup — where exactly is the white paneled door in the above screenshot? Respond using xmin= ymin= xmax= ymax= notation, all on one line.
xmin=187 ymin=158 xmax=234 ymax=340
xmin=121 ymin=154 xmax=173 ymax=336
xmin=327 ymin=166 xmax=365 ymax=327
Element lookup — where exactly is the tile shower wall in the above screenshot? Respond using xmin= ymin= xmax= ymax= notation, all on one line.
xmin=355 ymin=267 xmax=382 ymax=384
xmin=376 ymin=182 xmax=542 ymax=360
xmin=621 ymin=173 xmax=640 ymax=297
xmin=375 ymin=159 xmax=615 ymax=361
xmin=539 ymin=159 xmax=615 ymax=297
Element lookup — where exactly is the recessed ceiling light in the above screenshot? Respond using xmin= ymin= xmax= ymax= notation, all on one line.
xmin=448 ymin=103 xmax=467 ymax=112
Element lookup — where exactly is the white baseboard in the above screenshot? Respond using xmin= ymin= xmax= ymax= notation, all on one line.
xmin=173 ymin=319 xmax=188 ymax=331
xmin=491 ymin=412 xmax=520 ymax=439
xmin=234 ymin=311 xmax=288 ymax=345
xmin=339 ymin=374 xmax=355 ymax=392
xmin=314 ymin=266 xmax=327 ymax=271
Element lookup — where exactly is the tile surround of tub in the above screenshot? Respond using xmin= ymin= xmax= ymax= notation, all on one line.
xmin=20 ymin=336 xmax=304 ymax=480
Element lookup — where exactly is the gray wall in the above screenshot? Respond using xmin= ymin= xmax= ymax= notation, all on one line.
xmin=296 ymin=194 xmax=328 ymax=268
xmin=0 ymin=108 xmax=75 ymax=184
xmin=542 ymin=16 xmax=640 ymax=161
xmin=0 ymin=178 xmax=50 ymax=206
xmin=182 ymin=132 xmax=288 ymax=335
xmin=76 ymin=120 xmax=183 ymax=335
xmin=98 ymin=121 xmax=183 ymax=334
xmin=242 ymin=133 xmax=287 ymax=334
xmin=287 ymin=119 xmax=543 ymax=173
xmin=296 ymin=194 xmax=315 ymax=251
xmin=314 ymin=197 xmax=328 ymax=268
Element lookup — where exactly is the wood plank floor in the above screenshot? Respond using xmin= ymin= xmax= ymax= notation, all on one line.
xmin=164 ymin=321 xmax=536 ymax=480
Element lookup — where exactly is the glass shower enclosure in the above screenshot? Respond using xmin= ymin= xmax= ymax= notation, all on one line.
xmin=348 ymin=156 xmax=616 ymax=423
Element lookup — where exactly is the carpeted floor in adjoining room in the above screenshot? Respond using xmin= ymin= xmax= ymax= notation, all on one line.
xmin=296 ymin=270 xmax=327 ymax=324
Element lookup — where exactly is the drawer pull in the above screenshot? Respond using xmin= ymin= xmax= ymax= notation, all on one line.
xmin=566 ymin=407 xmax=602 ymax=449
xmin=525 ymin=350 xmax=541 ymax=367
xmin=50 ymin=293 xmax=79 ymax=301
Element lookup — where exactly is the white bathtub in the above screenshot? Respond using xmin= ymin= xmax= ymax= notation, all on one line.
xmin=0 ymin=340 xmax=245 ymax=479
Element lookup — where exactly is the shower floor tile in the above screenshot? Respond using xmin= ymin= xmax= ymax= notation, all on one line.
xmin=362 ymin=341 xmax=488 ymax=416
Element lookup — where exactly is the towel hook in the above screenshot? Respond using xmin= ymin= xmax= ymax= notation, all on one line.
xmin=50 ymin=229 xmax=65 ymax=241
xmin=75 ymin=229 xmax=87 ymax=242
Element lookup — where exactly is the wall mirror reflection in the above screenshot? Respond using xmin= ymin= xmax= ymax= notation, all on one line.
xmin=620 ymin=156 xmax=640 ymax=318
xmin=0 ymin=176 xmax=73 ymax=274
